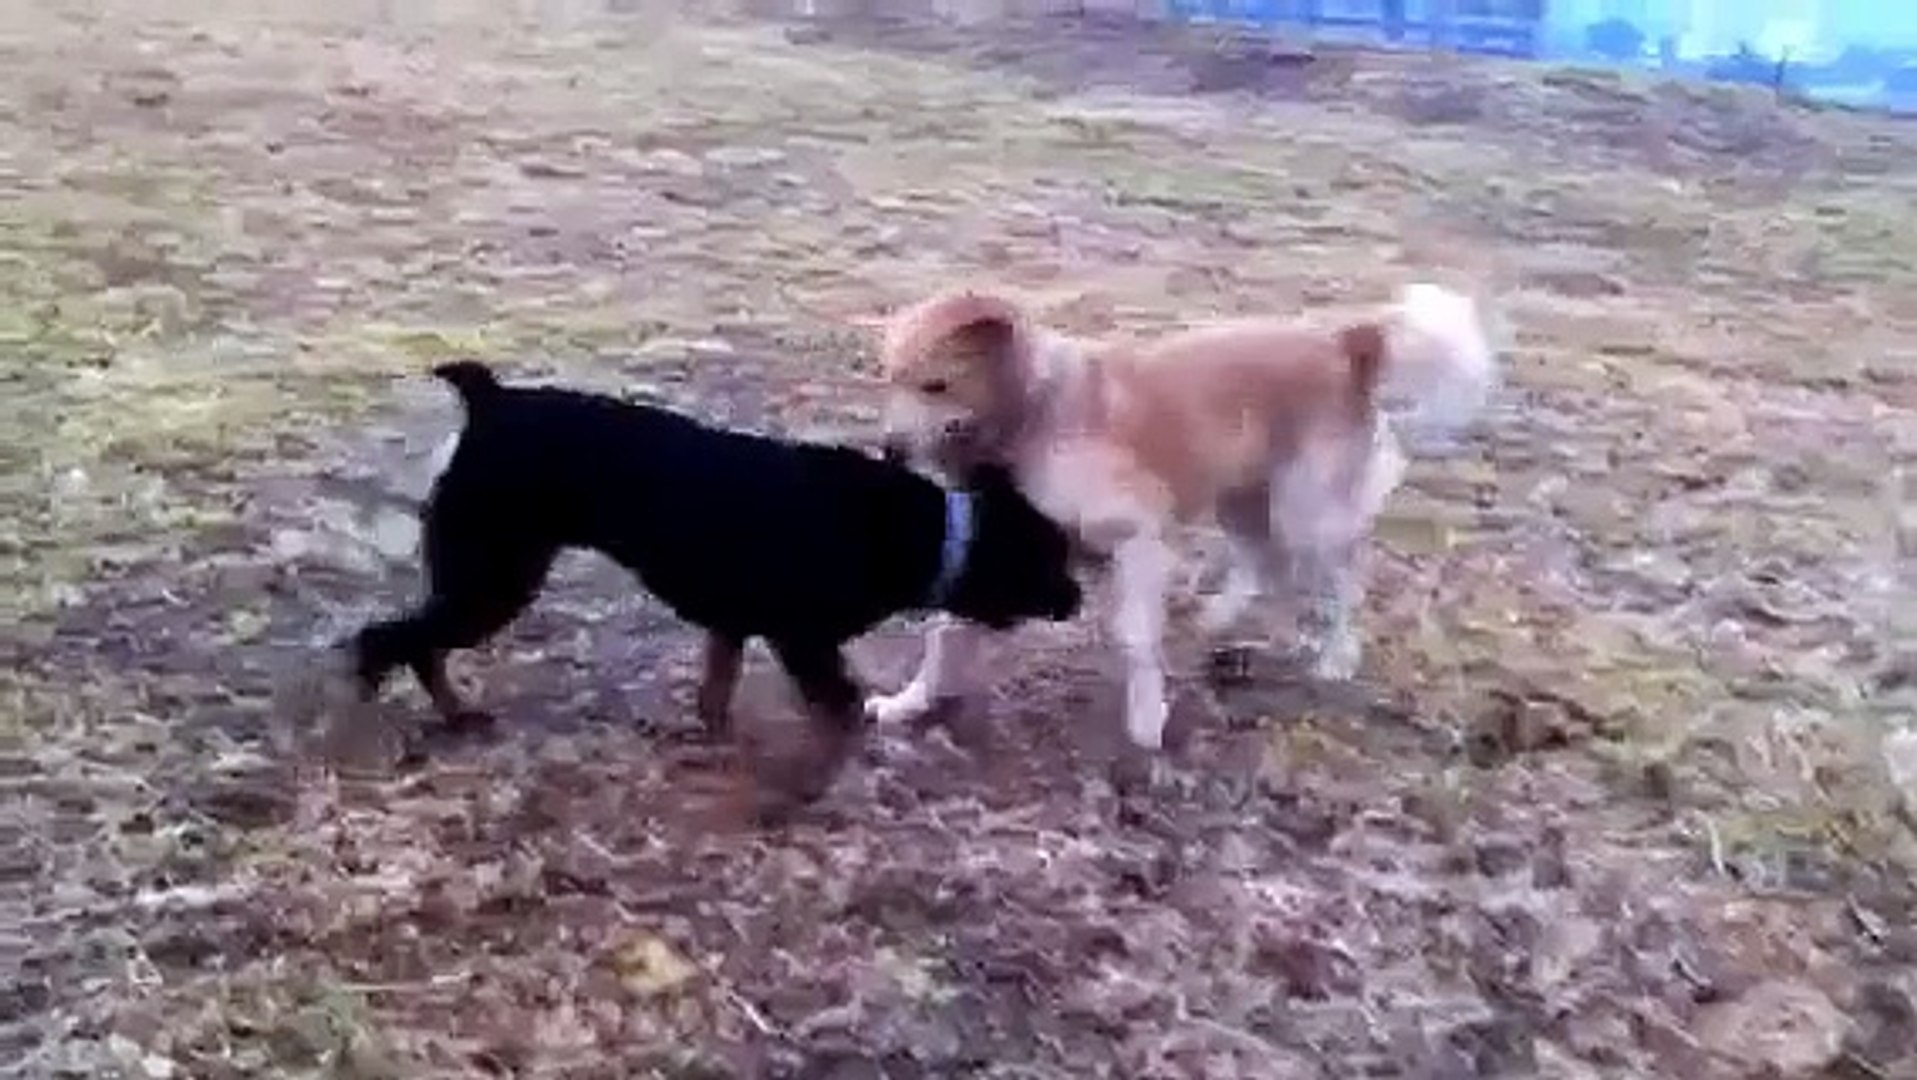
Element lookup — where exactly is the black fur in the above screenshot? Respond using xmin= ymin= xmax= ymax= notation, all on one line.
xmin=342 ymin=361 xmax=1082 ymax=806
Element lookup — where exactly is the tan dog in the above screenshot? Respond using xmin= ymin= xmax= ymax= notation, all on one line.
xmin=868 ymin=282 xmax=1501 ymax=753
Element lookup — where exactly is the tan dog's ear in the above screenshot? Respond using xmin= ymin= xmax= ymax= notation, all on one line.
xmin=883 ymin=289 xmax=1030 ymax=376
xmin=945 ymin=307 xmax=1018 ymax=359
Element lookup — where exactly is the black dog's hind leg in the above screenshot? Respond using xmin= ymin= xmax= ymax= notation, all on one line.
xmin=695 ymin=633 xmax=746 ymax=739
xmin=348 ymin=540 xmax=556 ymax=729
xmin=757 ymin=639 xmax=867 ymax=816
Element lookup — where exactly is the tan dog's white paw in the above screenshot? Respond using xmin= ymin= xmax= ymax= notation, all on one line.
xmin=865 ymin=687 xmax=930 ymax=727
xmin=1309 ymin=635 xmax=1361 ymax=682
xmin=1123 ymin=690 xmax=1171 ymax=752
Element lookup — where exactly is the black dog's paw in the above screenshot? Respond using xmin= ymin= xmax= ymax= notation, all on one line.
xmin=751 ymin=790 xmax=807 ymax=829
xmin=1205 ymin=644 xmax=1255 ymax=688
xmin=745 ymin=730 xmax=858 ymax=826
xmin=395 ymin=737 xmax=430 ymax=771
xmin=442 ymin=709 xmax=497 ymax=734
xmin=748 ymin=769 xmax=830 ymax=828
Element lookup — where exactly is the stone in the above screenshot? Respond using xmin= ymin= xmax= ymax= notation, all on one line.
xmin=703 ymin=145 xmax=786 ymax=168
xmin=1848 ymin=975 xmax=1917 ymax=1065
xmin=1694 ymin=979 xmax=1850 ymax=1077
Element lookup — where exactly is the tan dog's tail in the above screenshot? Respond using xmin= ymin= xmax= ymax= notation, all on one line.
xmin=1376 ymin=281 xmax=1501 ymax=451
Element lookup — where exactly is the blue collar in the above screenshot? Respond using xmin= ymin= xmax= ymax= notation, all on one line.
xmin=925 ymin=489 xmax=974 ymax=608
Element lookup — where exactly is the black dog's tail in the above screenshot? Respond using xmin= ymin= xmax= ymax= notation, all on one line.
xmin=432 ymin=360 xmax=502 ymax=413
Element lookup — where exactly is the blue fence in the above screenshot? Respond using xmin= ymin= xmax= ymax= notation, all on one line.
xmin=1162 ymin=0 xmax=1917 ymax=112
xmin=1165 ymin=0 xmax=1546 ymax=59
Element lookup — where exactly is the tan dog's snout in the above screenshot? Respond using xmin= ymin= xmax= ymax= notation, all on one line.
xmin=878 ymin=393 xmax=929 ymax=463
xmin=935 ymin=415 xmax=983 ymax=451
xmin=879 ymin=423 xmax=985 ymax=472
xmin=879 ymin=392 xmax=982 ymax=467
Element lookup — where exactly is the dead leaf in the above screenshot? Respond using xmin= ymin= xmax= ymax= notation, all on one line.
xmin=519 ymin=158 xmax=587 ymax=179
xmin=611 ymin=933 xmax=698 ymax=997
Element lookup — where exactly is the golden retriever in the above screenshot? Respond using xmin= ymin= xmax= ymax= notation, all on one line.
xmin=868 ymin=282 xmax=1501 ymax=753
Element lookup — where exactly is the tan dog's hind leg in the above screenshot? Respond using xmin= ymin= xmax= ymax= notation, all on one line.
xmin=1197 ymin=533 xmax=1268 ymax=639
xmin=1197 ymin=485 xmax=1286 ymax=640
xmin=1294 ymin=542 xmax=1365 ymax=681
xmin=866 ymin=613 xmax=981 ymax=726
xmin=1273 ymin=425 xmax=1404 ymax=683
xmin=1111 ymin=534 xmax=1177 ymax=750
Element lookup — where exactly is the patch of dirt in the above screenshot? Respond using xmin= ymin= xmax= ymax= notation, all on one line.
xmin=4 ymin=2 xmax=1914 ymax=1078
xmin=765 ymin=8 xmax=1866 ymax=185
xmin=775 ymin=7 xmax=1346 ymax=102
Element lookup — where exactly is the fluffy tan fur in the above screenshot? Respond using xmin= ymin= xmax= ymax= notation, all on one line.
xmin=870 ymin=282 xmax=1501 ymax=752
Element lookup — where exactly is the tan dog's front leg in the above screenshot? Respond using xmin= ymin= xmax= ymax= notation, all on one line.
xmin=866 ymin=614 xmax=980 ymax=726
xmin=1111 ymin=535 xmax=1175 ymax=751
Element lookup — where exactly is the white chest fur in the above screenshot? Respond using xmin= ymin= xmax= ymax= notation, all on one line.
xmin=1014 ymin=439 xmax=1159 ymax=556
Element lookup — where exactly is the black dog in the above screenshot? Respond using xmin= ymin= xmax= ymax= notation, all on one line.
xmin=342 ymin=360 xmax=1082 ymax=806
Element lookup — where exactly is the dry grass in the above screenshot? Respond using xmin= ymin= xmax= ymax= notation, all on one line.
xmin=3 ymin=1 xmax=1914 ymax=1077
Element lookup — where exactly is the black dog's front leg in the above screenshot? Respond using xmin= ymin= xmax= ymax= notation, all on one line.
xmin=757 ymin=639 xmax=867 ymax=815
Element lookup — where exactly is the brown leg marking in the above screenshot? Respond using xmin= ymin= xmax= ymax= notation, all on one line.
xmin=696 ymin=634 xmax=746 ymax=739
xmin=752 ymin=641 xmax=867 ymax=823
xmin=415 ymin=650 xmax=493 ymax=732
xmin=753 ymin=700 xmax=866 ymax=827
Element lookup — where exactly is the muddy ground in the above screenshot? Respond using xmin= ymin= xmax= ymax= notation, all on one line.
xmin=3 ymin=2 xmax=1914 ymax=1077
